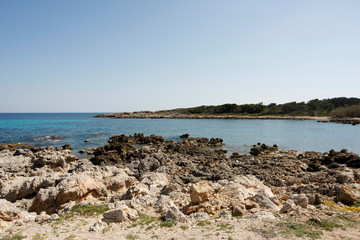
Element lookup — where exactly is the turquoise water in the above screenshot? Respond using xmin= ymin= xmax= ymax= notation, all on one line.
xmin=0 ymin=113 xmax=359 ymax=155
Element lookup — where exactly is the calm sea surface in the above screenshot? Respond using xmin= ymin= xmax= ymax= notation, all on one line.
xmin=0 ymin=113 xmax=359 ymax=155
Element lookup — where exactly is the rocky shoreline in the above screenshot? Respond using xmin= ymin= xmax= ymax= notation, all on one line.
xmin=94 ymin=111 xmax=360 ymax=125
xmin=1 ymin=135 xmax=360 ymax=239
xmin=94 ymin=111 xmax=328 ymax=121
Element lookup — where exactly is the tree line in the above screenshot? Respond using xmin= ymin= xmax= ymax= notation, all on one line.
xmin=167 ymin=97 xmax=360 ymax=117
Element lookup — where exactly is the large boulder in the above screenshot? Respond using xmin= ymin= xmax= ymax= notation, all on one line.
xmin=189 ymin=181 xmax=213 ymax=204
xmin=103 ymin=209 xmax=130 ymax=222
xmin=139 ymin=172 xmax=169 ymax=195
xmin=280 ymin=199 xmax=296 ymax=213
xmin=0 ymin=199 xmax=22 ymax=221
xmin=105 ymin=170 xmax=137 ymax=192
xmin=0 ymin=151 xmax=31 ymax=173
xmin=222 ymin=175 xmax=275 ymax=202
xmin=336 ymin=171 xmax=355 ymax=184
xmin=0 ymin=176 xmax=57 ymax=202
xmin=138 ymin=156 xmax=161 ymax=174
xmin=254 ymin=189 xmax=280 ymax=211
xmin=32 ymin=150 xmax=78 ymax=169
xmin=335 ymin=185 xmax=357 ymax=204
xmin=165 ymin=206 xmax=187 ymax=222
xmin=289 ymin=194 xmax=308 ymax=208
xmin=30 ymin=174 xmax=104 ymax=214
xmin=154 ymin=195 xmax=174 ymax=214
xmin=102 ymin=206 xmax=137 ymax=222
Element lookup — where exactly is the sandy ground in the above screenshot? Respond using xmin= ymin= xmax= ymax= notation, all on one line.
xmin=2 ymin=212 xmax=360 ymax=240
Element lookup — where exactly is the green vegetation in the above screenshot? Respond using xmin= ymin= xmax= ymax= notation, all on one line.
xmin=248 ymin=214 xmax=359 ymax=239
xmin=0 ymin=232 xmax=26 ymax=240
xmin=44 ymin=204 xmax=109 ymax=226
xmin=217 ymin=223 xmax=232 ymax=231
xmin=136 ymin=213 xmax=158 ymax=226
xmin=331 ymin=104 xmax=360 ymax=118
xmin=161 ymin=97 xmax=360 ymax=117
xmin=180 ymin=225 xmax=189 ymax=230
xmin=102 ymin=224 xmax=112 ymax=234
xmin=307 ymin=218 xmax=342 ymax=231
xmin=50 ymin=212 xmax=75 ymax=225
xmin=64 ymin=235 xmax=75 ymax=240
xmin=278 ymin=222 xmax=323 ymax=239
xmin=70 ymin=204 xmax=109 ymax=216
xmin=197 ymin=220 xmax=211 ymax=226
xmin=125 ymin=234 xmax=139 ymax=240
xmin=160 ymin=219 xmax=175 ymax=228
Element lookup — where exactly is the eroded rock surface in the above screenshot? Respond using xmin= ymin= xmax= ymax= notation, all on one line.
xmin=1 ymin=133 xmax=360 ymax=229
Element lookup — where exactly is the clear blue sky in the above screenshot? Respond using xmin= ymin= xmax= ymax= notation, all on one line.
xmin=0 ymin=0 xmax=359 ymax=112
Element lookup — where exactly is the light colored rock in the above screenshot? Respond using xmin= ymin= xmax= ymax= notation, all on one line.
xmin=30 ymin=174 xmax=104 ymax=213
xmin=89 ymin=220 xmax=107 ymax=232
xmin=280 ymin=199 xmax=296 ymax=213
xmin=32 ymin=150 xmax=78 ymax=169
xmin=222 ymin=175 xmax=275 ymax=204
xmin=337 ymin=171 xmax=355 ymax=184
xmin=0 ymin=152 xmax=31 ymax=173
xmin=165 ymin=206 xmax=187 ymax=222
xmin=189 ymin=181 xmax=213 ymax=204
xmin=251 ymin=211 xmax=277 ymax=220
xmin=254 ymin=189 xmax=280 ymax=212
xmin=140 ymin=172 xmax=169 ymax=195
xmin=0 ymin=176 xmax=57 ymax=202
xmin=35 ymin=212 xmax=51 ymax=222
xmin=55 ymin=174 xmax=102 ymax=204
xmin=336 ymin=185 xmax=357 ymax=204
xmin=300 ymin=163 xmax=308 ymax=171
xmin=102 ymin=207 xmax=138 ymax=222
xmin=191 ymin=212 xmax=209 ymax=221
xmin=289 ymin=194 xmax=308 ymax=208
xmin=255 ymin=195 xmax=280 ymax=212
xmin=0 ymin=199 xmax=21 ymax=221
xmin=218 ymin=210 xmax=232 ymax=219
xmin=231 ymin=203 xmax=247 ymax=216
xmin=155 ymin=195 xmax=174 ymax=214
xmin=106 ymin=171 xmax=137 ymax=191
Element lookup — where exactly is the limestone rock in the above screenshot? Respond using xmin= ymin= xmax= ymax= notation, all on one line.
xmin=165 ymin=206 xmax=187 ymax=222
xmin=289 ymin=194 xmax=308 ymax=208
xmin=106 ymin=171 xmax=137 ymax=192
xmin=189 ymin=181 xmax=213 ymax=204
xmin=154 ymin=195 xmax=174 ymax=214
xmin=89 ymin=220 xmax=107 ymax=232
xmin=336 ymin=171 xmax=355 ymax=184
xmin=139 ymin=156 xmax=161 ymax=174
xmin=0 ymin=176 xmax=57 ymax=202
xmin=102 ymin=208 xmax=137 ymax=222
xmin=139 ymin=172 xmax=169 ymax=195
xmin=336 ymin=185 xmax=357 ymax=204
xmin=231 ymin=203 xmax=247 ymax=216
xmin=0 ymin=152 xmax=31 ymax=173
xmin=30 ymin=174 xmax=103 ymax=213
xmin=280 ymin=199 xmax=296 ymax=213
xmin=0 ymin=199 xmax=22 ymax=221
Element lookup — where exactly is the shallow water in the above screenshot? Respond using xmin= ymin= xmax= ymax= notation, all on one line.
xmin=0 ymin=113 xmax=359 ymax=155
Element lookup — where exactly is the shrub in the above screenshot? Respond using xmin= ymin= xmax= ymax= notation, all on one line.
xmin=331 ymin=104 xmax=360 ymax=118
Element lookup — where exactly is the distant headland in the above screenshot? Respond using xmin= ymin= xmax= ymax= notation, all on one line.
xmin=95 ymin=97 xmax=360 ymax=125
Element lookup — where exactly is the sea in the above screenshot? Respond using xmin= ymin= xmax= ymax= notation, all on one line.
xmin=0 ymin=113 xmax=359 ymax=156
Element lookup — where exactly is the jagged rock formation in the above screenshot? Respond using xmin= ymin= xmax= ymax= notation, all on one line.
xmin=1 ymin=134 xmax=360 ymax=230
